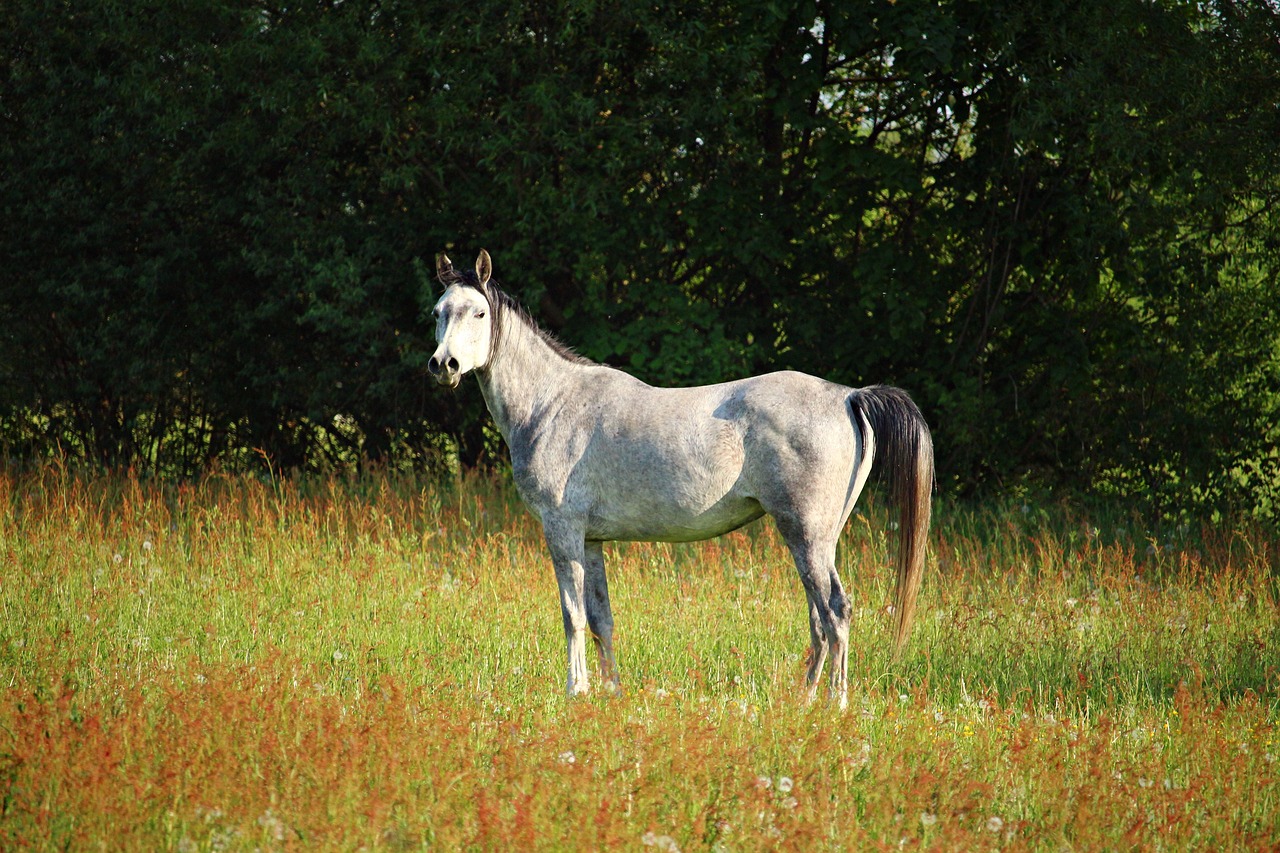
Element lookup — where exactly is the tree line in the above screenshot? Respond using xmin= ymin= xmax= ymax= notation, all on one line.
xmin=3 ymin=0 xmax=1278 ymax=522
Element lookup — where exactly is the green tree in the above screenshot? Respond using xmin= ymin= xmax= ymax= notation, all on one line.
xmin=2 ymin=0 xmax=1277 ymax=521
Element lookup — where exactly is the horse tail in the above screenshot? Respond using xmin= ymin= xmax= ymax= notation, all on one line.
xmin=850 ymin=385 xmax=935 ymax=656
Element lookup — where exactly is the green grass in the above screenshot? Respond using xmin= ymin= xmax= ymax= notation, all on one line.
xmin=1 ymin=467 xmax=1277 ymax=850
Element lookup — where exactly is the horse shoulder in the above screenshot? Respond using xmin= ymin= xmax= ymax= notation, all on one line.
xmin=507 ymin=368 xmax=621 ymax=522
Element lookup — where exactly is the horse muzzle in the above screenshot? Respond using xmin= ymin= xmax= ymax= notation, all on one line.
xmin=427 ymin=354 xmax=461 ymax=388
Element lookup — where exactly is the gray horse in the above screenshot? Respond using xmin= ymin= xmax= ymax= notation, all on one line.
xmin=428 ymin=250 xmax=933 ymax=706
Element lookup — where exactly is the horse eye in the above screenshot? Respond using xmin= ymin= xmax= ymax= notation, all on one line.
xmin=475 ymin=310 xmax=486 ymax=319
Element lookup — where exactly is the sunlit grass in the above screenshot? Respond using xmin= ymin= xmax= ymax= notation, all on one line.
xmin=1 ymin=467 xmax=1277 ymax=849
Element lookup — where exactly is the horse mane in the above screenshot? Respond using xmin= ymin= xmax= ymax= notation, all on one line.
xmin=438 ymin=266 xmax=594 ymax=368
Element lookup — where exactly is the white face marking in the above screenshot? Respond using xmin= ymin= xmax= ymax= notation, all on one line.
xmin=428 ymin=285 xmax=493 ymax=387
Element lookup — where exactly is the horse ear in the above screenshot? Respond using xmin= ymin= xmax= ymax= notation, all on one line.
xmin=436 ymin=253 xmax=454 ymax=285
xmin=475 ymin=249 xmax=493 ymax=290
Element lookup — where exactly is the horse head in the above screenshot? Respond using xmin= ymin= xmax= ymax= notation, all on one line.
xmin=428 ymin=250 xmax=494 ymax=387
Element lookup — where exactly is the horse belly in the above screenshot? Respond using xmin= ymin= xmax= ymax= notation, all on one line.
xmin=582 ymin=424 xmax=762 ymax=542
xmin=585 ymin=490 xmax=764 ymax=542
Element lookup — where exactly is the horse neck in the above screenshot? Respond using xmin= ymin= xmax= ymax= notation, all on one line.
xmin=476 ymin=311 xmax=576 ymax=440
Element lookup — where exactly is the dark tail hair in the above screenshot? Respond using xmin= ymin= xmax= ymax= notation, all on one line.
xmin=851 ymin=385 xmax=934 ymax=655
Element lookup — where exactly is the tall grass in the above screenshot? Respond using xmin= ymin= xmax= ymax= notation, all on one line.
xmin=2 ymin=467 xmax=1277 ymax=849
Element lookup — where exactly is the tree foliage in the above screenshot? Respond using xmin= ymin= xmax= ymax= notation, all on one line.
xmin=2 ymin=0 xmax=1278 ymax=521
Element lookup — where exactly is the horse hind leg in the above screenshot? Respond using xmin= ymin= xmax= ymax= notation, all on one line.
xmin=584 ymin=541 xmax=621 ymax=693
xmin=805 ymin=599 xmax=830 ymax=701
xmin=782 ymin=528 xmax=851 ymax=708
xmin=813 ymin=569 xmax=851 ymax=710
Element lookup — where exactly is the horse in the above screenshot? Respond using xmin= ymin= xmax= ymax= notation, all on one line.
xmin=427 ymin=249 xmax=933 ymax=706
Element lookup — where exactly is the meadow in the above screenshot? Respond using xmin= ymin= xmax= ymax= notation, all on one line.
xmin=1 ymin=466 xmax=1277 ymax=850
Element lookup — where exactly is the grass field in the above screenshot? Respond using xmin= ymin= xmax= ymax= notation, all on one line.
xmin=2 ymin=466 xmax=1278 ymax=850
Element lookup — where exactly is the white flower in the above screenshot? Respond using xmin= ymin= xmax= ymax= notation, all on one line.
xmin=142 ymin=540 xmax=154 ymax=552
xmin=777 ymin=776 xmax=794 ymax=794
xmin=641 ymin=832 xmax=681 ymax=852
xmin=331 ymin=649 xmax=345 ymax=662
xmin=920 ymin=812 xmax=937 ymax=827
xmin=986 ymin=816 xmax=1004 ymax=833
xmin=257 ymin=809 xmax=286 ymax=841
xmin=558 ymin=751 xmax=576 ymax=765
xmin=756 ymin=775 xmax=772 ymax=789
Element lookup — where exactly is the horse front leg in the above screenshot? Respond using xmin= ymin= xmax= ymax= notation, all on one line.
xmin=544 ymin=520 xmax=592 ymax=697
xmin=584 ymin=540 xmax=621 ymax=692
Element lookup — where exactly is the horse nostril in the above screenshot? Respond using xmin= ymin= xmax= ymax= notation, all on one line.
xmin=447 ymin=357 xmax=459 ymax=373
xmin=428 ymin=356 xmax=441 ymax=375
